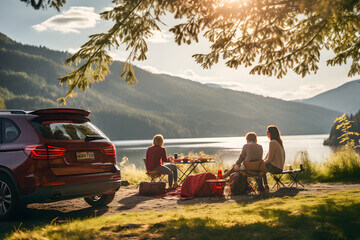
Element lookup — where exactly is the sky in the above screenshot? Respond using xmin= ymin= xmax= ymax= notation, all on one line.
xmin=0 ymin=0 xmax=358 ymax=101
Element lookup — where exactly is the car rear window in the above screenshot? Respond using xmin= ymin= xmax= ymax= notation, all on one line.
xmin=31 ymin=120 xmax=106 ymax=140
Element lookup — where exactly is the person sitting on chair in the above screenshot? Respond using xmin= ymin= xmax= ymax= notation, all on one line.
xmin=260 ymin=125 xmax=286 ymax=191
xmin=145 ymin=134 xmax=179 ymax=189
xmin=223 ymin=132 xmax=263 ymax=179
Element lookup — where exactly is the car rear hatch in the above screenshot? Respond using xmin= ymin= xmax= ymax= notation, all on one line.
xmin=27 ymin=108 xmax=117 ymax=176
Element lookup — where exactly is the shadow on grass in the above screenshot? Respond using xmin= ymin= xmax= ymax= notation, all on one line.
xmin=0 ymin=205 xmax=109 ymax=239
xmin=177 ymin=187 xmax=302 ymax=207
xmin=147 ymin=200 xmax=360 ymax=240
xmin=271 ymin=187 xmax=302 ymax=197
xmin=117 ymin=192 xmax=155 ymax=211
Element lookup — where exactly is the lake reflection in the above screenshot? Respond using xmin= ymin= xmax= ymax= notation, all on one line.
xmin=113 ymin=134 xmax=332 ymax=169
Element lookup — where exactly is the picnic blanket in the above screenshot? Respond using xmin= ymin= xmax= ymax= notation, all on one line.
xmin=180 ymin=172 xmax=217 ymax=198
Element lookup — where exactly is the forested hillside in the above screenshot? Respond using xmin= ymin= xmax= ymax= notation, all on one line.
xmin=0 ymin=33 xmax=340 ymax=140
xmin=299 ymin=80 xmax=360 ymax=114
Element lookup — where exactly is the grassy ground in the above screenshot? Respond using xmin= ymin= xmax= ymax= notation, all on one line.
xmin=5 ymin=189 xmax=360 ymax=240
xmin=5 ymin=149 xmax=355 ymax=239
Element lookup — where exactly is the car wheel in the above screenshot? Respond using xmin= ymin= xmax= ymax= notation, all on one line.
xmin=84 ymin=193 xmax=115 ymax=207
xmin=0 ymin=174 xmax=24 ymax=220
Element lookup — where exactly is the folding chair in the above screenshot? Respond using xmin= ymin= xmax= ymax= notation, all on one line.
xmin=239 ymin=170 xmax=266 ymax=194
xmin=143 ymin=159 xmax=165 ymax=182
xmin=239 ymin=160 xmax=267 ymax=194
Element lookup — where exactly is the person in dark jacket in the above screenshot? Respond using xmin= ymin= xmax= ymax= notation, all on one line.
xmin=145 ymin=134 xmax=178 ymax=188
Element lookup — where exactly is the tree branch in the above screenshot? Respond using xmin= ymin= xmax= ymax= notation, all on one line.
xmin=267 ymin=18 xmax=328 ymax=65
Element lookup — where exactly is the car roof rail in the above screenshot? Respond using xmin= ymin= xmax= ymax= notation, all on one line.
xmin=0 ymin=110 xmax=27 ymax=114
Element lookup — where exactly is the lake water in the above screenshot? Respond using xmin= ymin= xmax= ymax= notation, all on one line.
xmin=113 ymin=134 xmax=332 ymax=169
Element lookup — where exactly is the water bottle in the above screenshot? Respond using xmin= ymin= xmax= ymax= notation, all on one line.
xmin=224 ymin=184 xmax=231 ymax=199
xmin=218 ymin=169 xmax=222 ymax=179
xmin=286 ymin=163 xmax=291 ymax=170
xmin=216 ymin=170 xmax=223 ymax=196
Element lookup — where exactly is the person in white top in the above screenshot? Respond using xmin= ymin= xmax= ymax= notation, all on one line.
xmin=261 ymin=125 xmax=285 ymax=191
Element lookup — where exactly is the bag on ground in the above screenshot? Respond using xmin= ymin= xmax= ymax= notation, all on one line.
xmin=229 ymin=172 xmax=248 ymax=195
xmin=139 ymin=182 xmax=166 ymax=196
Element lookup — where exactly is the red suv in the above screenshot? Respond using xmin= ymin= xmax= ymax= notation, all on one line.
xmin=0 ymin=108 xmax=121 ymax=219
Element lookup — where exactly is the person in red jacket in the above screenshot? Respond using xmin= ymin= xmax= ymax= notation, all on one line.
xmin=145 ymin=134 xmax=178 ymax=188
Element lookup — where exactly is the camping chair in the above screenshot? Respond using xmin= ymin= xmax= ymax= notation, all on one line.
xmin=238 ymin=160 xmax=267 ymax=194
xmin=143 ymin=159 xmax=165 ymax=182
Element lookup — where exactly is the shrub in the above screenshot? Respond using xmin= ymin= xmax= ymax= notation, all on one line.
xmin=293 ymin=148 xmax=360 ymax=183
xmin=321 ymin=147 xmax=360 ymax=182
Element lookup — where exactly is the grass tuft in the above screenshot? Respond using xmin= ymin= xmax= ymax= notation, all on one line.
xmin=292 ymin=147 xmax=360 ymax=183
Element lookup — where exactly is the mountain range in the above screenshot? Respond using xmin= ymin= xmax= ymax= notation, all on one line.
xmin=0 ymin=33 xmax=340 ymax=140
xmin=298 ymin=80 xmax=360 ymax=114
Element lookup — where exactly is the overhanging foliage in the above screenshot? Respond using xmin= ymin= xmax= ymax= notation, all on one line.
xmin=21 ymin=0 xmax=360 ymax=103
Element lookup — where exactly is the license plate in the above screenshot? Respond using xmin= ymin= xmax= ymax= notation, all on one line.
xmin=76 ymin=151 xmax=95 ymax=161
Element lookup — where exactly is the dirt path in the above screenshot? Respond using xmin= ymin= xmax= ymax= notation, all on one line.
xmin=29 ymin=182 xmax=360 ymax=214
xmin=1 ymin=183 xmax=360 ymax=236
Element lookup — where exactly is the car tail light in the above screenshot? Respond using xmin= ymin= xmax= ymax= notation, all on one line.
xmin=25 ymin=145 xmax=66 ymax=159
xmin=42 ymin=120 xmax=74 ymax=124
xmin=104 ymin=145 xmax=116 ymax=156
xmin=57 ymin=110 xmax=76 ymax=113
